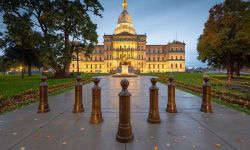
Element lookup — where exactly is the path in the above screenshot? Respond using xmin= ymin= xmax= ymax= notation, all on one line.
xmin=0 ymin=76 xmax=249 ymax=150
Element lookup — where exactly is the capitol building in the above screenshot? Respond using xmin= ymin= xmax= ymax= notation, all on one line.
xmin=70 ymin=0 xmax=186 ymax=73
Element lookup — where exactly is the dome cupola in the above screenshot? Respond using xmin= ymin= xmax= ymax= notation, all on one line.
xmin=114 ymin=0 xmax=136 ymax=35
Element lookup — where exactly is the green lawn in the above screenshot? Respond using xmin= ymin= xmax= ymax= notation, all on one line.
xmin=140 ymin=72 xmax=250 ymax=100
xmin=0 ymin=73 xmax=108 ymax=99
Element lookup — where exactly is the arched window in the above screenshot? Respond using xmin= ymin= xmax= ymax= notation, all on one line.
xmin=180 ymin=56 xmax=182 ymax=60
xmin=171 ymin=56 xmax=173 ymax=60
xmin=72 ymin=64 xmax=74 ymax=68
xmin=176 ymin=56 xmax=178 ymax=60
xmin=171 ymin=64 xmax=173 ymax=69
xmin=175 ymin=64 xmax=178 ymax=68
xmin=180 ymin=64 xmax=182 ymax=69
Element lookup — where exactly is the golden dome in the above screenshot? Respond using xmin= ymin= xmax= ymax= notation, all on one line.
xmin=114 ymin=0 xmax=136 ymax=35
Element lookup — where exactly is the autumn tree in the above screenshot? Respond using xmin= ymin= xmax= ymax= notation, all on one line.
xmin=197 ymin=0 xmax=250 ymax=81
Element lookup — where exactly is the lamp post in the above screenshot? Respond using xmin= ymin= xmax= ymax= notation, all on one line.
xmin=20 ymin=66 xmax=24 ymax=80
xmin=76 ymin=45 xmax=80 ymax=76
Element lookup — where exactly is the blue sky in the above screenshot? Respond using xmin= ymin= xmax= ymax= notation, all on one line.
xmin=0 ymin=0 xmax=224 ymax=67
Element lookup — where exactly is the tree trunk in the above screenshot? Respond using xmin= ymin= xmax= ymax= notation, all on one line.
xmin=227 ymin=67 xmax=231 ymax=82
xmin=64 ymin=63 xmax=71 ymax=77
xmin=28 ymin=65 xmax=32 ymax=76
xmin=236 ymin=62 xmax=241 ymax=77
xmin=54 ymin=69 xmax=66 ymax=78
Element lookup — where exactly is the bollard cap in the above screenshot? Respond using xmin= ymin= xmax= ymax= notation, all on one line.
xmin=76 ymin=76 xmax=82 ymax=82
xmin=41 ymin=76 xmax=47 ymax=82
xmin=120 ymin=79 xmax=129 ymax=90
xmin=93 ymin=77 xmax=100 ymax=86
xmin=204 ymin=76 xmax=209 ymax=84
xmin=151 ymin=78 xmax=158 ymax=86
xmin=169 ymin=76 xmax=174 ymax=82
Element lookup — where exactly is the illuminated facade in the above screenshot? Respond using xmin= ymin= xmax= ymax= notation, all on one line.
xmin=70 ymin=0 xmax=186 ymax=73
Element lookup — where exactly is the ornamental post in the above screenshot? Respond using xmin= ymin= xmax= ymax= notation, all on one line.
xmin=167 ymin=76 xmax=177 ymax=113
xmin=89 ymin=77 xmax=103 ymax=124
xmin=73 ymin=76 xmax=84 ymax=113
xmin=38 ymin=76 xmax=50 ymax=113
xmin=116 ymin=79 xmax=133 ymax=143
xmin=200 ymin=76 xmax=213 ymax=113
xmin=147 ymin=78 xmax=161 ymax=123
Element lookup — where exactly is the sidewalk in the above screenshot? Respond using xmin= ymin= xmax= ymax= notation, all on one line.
xmin=0 ymin=76 xmax=249 ymax=150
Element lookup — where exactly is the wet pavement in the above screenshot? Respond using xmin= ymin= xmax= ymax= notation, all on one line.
xmin=0 ymin=76 xmax=249 ymax=150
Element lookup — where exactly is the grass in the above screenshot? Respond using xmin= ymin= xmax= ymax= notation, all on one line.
xmin=0 ymin=73 xmax=109 ymax=99
xmin=177 ymin=86 xmax=250 ymax=115
xmin=141 ymin=72 xmax=250 ymax=99
xmin=141 ymin=72 xmax=250 ymax=114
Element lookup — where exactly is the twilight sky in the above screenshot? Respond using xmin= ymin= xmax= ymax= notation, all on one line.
xmin=0 ymin=0 xmax=225 ymax=67
xmin=91 ymin=0 xmax=224 ymax=67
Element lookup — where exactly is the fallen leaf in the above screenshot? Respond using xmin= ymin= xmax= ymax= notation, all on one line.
xmin=182 ymin=136 xmax=186 ymax=139
xmin=135 ymin=139 xmax=139 ymax=142
xmin=13 ymin=132 xmax=17 ymax=135
xmin=154 ymin=145 xmax=159 ymax=150
xmin=150 ymin=136 xmax=155 ymax=140
xmin=80 ymin=128 xmax=85 ymax=131
xmin=166 ymin=143 xmax=170 ymax=147
xmin=47 ymin=135 xmax=51 ymax=138
xmin=236 ymin=139 xmax=246 ymax=143
xmin=193 ymin=144 xmax=197 ymax=148
xmin=173 ymin=138 xmax=177 ymax=143
xmin=215 ymin=143 xmax=222 ymax=148
xmin=62 ymin=141 xmax=67 ymax=145
xmin=34 ymin=118 xmax=38 ymax=121
xmin=20 ymin=146 xmax=26 ymax=150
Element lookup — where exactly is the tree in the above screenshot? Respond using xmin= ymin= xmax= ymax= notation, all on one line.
xmin=197 ymin=0 xmax=250 ymax=81
xmin=0 ymin=55 xmax=19 ymax=74
xmin=4 ymin=46 xmax=41 ymax=76
xmin=0 ymin=0 xmax=40 ymax=78
xmin=0 ymin=0 xmax=103 ymax=78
